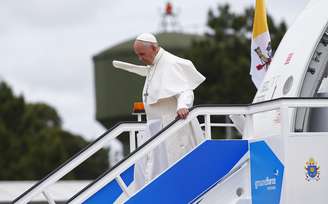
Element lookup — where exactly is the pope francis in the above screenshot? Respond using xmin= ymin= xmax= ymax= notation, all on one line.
xmin=113 ymin=33 xmax=205 ymax=193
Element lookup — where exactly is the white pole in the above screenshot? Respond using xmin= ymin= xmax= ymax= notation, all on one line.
xmin=42 ymin=191 xmax=56 ymax=204
xmin=205 ymin=114 xmax=211 ymax=139
xmin=129 ymin=131 xmax=136 ymax=152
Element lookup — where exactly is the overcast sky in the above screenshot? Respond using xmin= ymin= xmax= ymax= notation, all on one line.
xmin=0 ymin=0 xmax=310 ymax=140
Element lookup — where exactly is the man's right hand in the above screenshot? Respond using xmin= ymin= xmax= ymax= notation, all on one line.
xmin=177 ymin=108 xmax=189 ymax=119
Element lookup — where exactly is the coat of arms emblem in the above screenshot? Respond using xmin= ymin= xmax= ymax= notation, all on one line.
xmin=254 ymin=41 xmax=273 ymax=71
xmin=304 ymin=158 xmax=320 ymax=181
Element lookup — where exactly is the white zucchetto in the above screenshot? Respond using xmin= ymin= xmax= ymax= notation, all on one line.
xmin=136 ymin=33 xmax=158 ymax=43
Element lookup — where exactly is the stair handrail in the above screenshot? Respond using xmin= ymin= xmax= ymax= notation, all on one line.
xmin=67 ymin=97 xmax=328 ymax=203
xmin=68 ymin=105 xmax=250 ymax=203
xmin=13 ymin=122 xmax=146 ymax=204
xmin=14 ymin=98 xmax=328 ymax=203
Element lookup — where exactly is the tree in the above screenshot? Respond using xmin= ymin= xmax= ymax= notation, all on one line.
xmin=187 ymin=4 xmax=287 ymax=105
xmin=0 ymin=82 xmax=109 ymax=180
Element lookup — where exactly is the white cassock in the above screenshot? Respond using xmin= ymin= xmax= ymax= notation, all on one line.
xmin=133 ymin=119 xmax=168 ymax=189
xmin=113 ymin=48 xmax=206 ymax=193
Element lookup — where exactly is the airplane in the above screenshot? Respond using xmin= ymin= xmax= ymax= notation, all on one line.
xmin=12 ymin=0 xmax=328 ymax=203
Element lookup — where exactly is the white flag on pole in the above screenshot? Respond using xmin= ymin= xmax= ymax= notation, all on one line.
xmin=250 ymin=0 xmax=272 ymax=89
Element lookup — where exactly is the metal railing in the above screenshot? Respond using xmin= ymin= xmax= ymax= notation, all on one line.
xmin=13 ymin=122 xmax=146 ymax=204
xmin=14 ymin=98 xmax=328 ymax=203
xmin=67 ymin=98 xmax=328 ymax=203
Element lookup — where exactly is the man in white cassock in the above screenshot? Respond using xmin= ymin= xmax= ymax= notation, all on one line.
xmin=113 ymin=33 xmax=205 ymax=194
